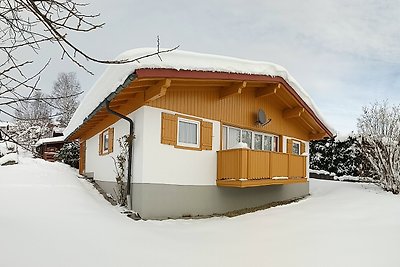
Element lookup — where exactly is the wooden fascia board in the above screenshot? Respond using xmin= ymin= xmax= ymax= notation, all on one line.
xmin=309 ymin=132 xmax=327 ymax=140
xmin=220 ymin=81 xmax=247 ymax=99
xmin=255 ymin=83 xmax=280 ymax=98
xmin=144 ymin=78 xmax=171 ymax=103
xmin=283 ymin=107 xmax=305 ymax=119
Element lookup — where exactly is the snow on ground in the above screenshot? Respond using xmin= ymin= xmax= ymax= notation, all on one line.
xmin=1 ymin=157 xmax=400 ymax=267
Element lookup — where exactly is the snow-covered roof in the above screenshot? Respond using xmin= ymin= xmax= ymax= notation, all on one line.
xmin=35 ymin=136 xmax=65 ymax=147
xmin=65 ymin=48 xmax=334 ymax=138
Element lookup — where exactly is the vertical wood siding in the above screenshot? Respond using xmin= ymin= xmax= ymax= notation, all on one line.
xmin=149 ymin=86 xmax=309 ymax=140
xmin=217 ymin=149 xmax=306 ymax=180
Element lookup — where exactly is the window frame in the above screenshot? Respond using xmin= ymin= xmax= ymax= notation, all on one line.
xmin=99 ymin=127 xmax=114 ymax=156
xmin=292 ymin=140 xmax=301 ymax=155
xmin=102 ymin=130 xmax=109 ymax=154
xmin=176 ymin=117 xmax=201 ymax=149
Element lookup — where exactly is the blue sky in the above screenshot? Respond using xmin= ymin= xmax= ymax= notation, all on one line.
xmin=26 ymin=0 xmax=400 ymax=135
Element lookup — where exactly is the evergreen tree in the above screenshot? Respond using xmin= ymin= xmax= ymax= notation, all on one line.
xmin=310 ymin=135 xmax=375 ymax=177
xmin=55 ymin=142 xmax=79 ymax=168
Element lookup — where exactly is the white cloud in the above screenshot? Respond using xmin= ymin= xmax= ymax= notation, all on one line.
xmin=5 ymin=0 xmax=399 ymax=135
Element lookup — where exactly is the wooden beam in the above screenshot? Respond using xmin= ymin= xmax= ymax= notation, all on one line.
xmin=255 ymin=83 xmax=280 ymax=98
xmin=220 ymin=81 xmax=247 ymax=99
xmin=216 ymin=177 xmax=307 ymax=188
xmin=283 ymin=107 xmax=305 ymax=119
xmin=172 ymin=81 xmax=230 ymax=87
xmin=309 ymin=132 xmax=327 ymax=140
xmin=144 ymin=79 xmax=171 ymax=103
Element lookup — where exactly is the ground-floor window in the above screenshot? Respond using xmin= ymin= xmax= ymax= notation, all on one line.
xmin=99 ymin=127 xmax=114 ymax=155
xmin=177 ymin=117 xmax=200 ymax=148
xmin=222 ymin=125 xmax=278 ymax=151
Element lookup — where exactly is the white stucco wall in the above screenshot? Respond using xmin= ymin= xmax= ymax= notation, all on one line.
xmin=139 ymin=106 xmax=220 ymax=185
xmin=85 ymin=106 xmax=220 ymax=186
xmin=85 ymin=107 xmax=145 ymax=183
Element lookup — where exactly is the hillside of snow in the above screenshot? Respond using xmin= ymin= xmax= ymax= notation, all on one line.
xmin=1 ymin=157 xmax=399 ymax=267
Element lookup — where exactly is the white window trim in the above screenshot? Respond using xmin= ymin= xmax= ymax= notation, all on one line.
xmin=292 ymin=140 xmax=301 ymax=155
xmin=177 ymin=117 xmax=200 ymax=148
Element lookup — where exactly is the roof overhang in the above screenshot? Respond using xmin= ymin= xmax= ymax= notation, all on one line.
xmin=67 ymin=68 xmax=333 ymax=141
xmin=136 ymin=68 xmax=333 ymax=138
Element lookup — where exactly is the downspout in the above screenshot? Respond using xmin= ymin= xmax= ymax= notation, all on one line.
xmin=105 ymin=100 xmax=134 ymax=210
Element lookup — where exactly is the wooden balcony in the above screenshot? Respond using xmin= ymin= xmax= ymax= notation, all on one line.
xmin=217 ymin=149 xmax=307 ymax=188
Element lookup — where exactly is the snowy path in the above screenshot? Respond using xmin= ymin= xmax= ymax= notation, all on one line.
xmin=1 ymin=157 xmax=399 ymax=267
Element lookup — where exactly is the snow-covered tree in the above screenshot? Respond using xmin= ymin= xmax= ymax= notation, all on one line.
xmin=310 ymin=135 xmax=375 ymax=178
xmin=14 ymin=91 xmax=53 ymax=150
xmin=54 ymin=141 xmax=79 ymax=168
xmin=310 ymin=137 xmax=336 ymax=173
xmin=357 ymin=101 xmax=400 ymax=194
xmin=51 ymin=72 xmax=81 ymax=127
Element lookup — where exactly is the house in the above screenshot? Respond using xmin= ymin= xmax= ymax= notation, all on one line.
xmin=64 ymin=48 xmax=333 ymax=219
xmin=35 ymin=136 xmax=65 ymax=161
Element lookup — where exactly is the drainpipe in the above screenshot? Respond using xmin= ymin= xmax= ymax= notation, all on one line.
xmin=105 ymin=100 xmax=134 ymax=210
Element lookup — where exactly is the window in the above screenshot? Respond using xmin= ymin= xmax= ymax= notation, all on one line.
xmin=177 ymin=117 xmax=200 ymax=148
xmin=228 ymin=127 xmax=241 ymax=148
xmin=241 ymin=130 xmax=252 ymax=149
xmin=292 ymin=141 xmax=301 ymax=155
xmin=161 ymin=112 xmax=213 ymax=151
xmin=102 ymin=131 xmax=109 ymax=153
xmin=99 ymin=128 xmax=114 ymax=155
xmin=222 ymin=125 xmax=278 ymax=151
xmin=263 ymin=135 xmax=273 ymax=151
xmin=254 ymin=133 xmax=263 ymax=150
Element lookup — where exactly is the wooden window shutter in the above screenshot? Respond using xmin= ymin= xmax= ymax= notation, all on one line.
xmin=300 ymin=142 xmax=306 ymax=155
xmin=201 ymin=121 xmax=213 ymax=150
xmin=108 ymin=128 xmax=114 ymax=153
xmin=99 ymin=133 xmax=103 ymax=155
xmin=161 ymin=113 xmax=177 ymax=145
xmin=287 ymin=139 xmax=293 ymax=154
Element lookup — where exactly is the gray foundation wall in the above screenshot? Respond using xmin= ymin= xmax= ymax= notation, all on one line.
xmin=95 ymin=180 xmax=309 ymax=220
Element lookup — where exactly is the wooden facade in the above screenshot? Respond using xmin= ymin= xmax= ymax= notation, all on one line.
xmin=70 ymin=69 xmax=332 ymax=142
xmin=70 ymin=69 xmax=332 ymax=187
xmin=217 ymin=149 xmax=307 ymax=187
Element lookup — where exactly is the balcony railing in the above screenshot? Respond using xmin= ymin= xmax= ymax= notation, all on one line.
xmin=217 ymin=149 xmax=307 ymax=187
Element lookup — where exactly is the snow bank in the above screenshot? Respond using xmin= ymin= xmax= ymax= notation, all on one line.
xmin=310 ymin=168 xmax=335 ymax=176
xmin=1 ymin=157 xmax=400 ymax=267
xmin=64 ymin=48 xmax=334 ymax=138
xmin=0 ymin=141 xmax=16 ymax=156
xmin=334 ymin=175 xmax=376 ymax=183
xmin=0 ymin=152 xmax=18 ymax=165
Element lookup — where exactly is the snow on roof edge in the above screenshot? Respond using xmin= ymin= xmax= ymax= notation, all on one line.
xmin=35 ymin=136 xmax=65 ymax=147
xmin=64 ymin=48 xmax=335 ymax=138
